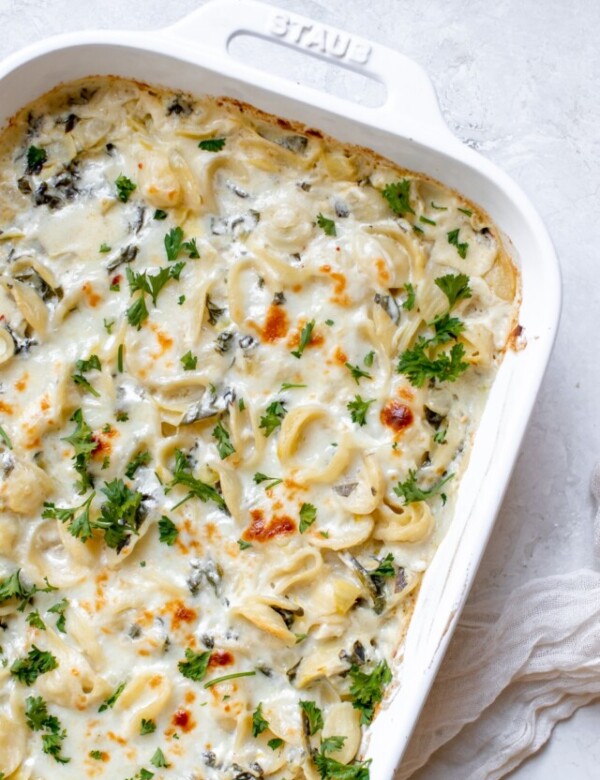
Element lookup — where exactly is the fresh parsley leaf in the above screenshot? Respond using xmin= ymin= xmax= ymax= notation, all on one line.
xmin=212 ymin=420 xmax=235 ymax=459
xmin=419 ymin=215 xmax=436 ymax=226
xmin=182 ymin=237 xmax=199 ymax=258
xmin=291 ymin=320 xmax=315 ymax=359
xmin=165 ymin=227 xmax=184 ymax=261
xmin=178 ymin=294 xmax=186 ymax=305
xmin=127 ymin=295 xmax=149 ymax=330
xmin=103 ymin=318 xmax=115 ymax=334
xmin=99 ymin=681 xmax=126 ymax=712
xmin=433 ymin=428 xmax=447 ymax=444
xmin=154 ymin=209 xmax=168 ymax=220
xmin=0 ymin=424 xmax=12 ymax=450
xmin=125 ymin=450 xmax=151 ymax=479
xmin=316 ymin=213 xmax=336 ymax=236
xmin=139 ymin=770 xmax=155 ymax=780
xmin=26 ymin=610 xmax=46 ymax=630
xmin=41 ymin=729 xmax=70 ymax=764
xmin=158 ymin=515 xmax=178 ymax=546
xmin=116 ymin=409 xmax=128 ymax=422
xmin=0 ymin=570 xmax=56 ymax=612
xmin=89 ymin=750 xmax=104 ymax=759
xmin=25 ymin=695 xmax=52 ymax=731
xmin=434 ymin=273 xmax=472 ymax=309
xmin=447 ymin=228 xmax=469 ymax=259
xmin=369 ymin=553 xmax=395 ymax=579
xmin=397 ymin=340 xmax=469 ymax=387
xmin=393 ymin=469 xmax=454 ymax=505
xmin=72 ymin=354 xmax=102 ymax=397
xmin=115 ymin=174 xmax=136 ymax=203
xmin=363 ymin=350 xmax=375 ymax=368
xmin=315 ymin=750 xmax=371 ymax=779
xmin=381 ymin=179 xmax=414 ymax=216
xmin=140 ymin=718 xmax=156 ymax=735
xmin=95 ymin=479 xmax=144 ymax=552
xmin=237 ymin=538 xmax=252 ymax=550
xmin=11 ymin=645 xmax=58 ymax=686
xmin=325 ymin=318 xmax=335 ymax=326
xmin=429 ymin=313 xmax=465 ymax=346
xmin=259 ymin=400 xmax=287 ymax=437
xmin=150 ymin=747 xmax=169 ymax=768
xmin=320 ymin=736 xmax=347 ymax=754
xmin=99 ymin=242 xmax=111 ymax=253
xmin=178 ymin=648 xmax=211 ymax=682
xmin=26 ymin=145 xmax=47 ymax=174
xmin=299 ymin=502 xmax=317 ymax=534
xmin=180 ymin=350 xmax=197 ymax=371
xmin=402 ymin=282 xmax=416 ymax=311
xmin=253 ymin=472 xmax=283 ymax=490
xmin=167 ymin=449 xmax=227 ymax=512
xmin=48 ymin=598 xmax=68 ymax=633
xmin=198 ymin=137 xmax=226 ymax=152
xmin=62 ymin=409 xmax=96 ymax=494
xmin=299 ymin=700 xmax=323 ymax=735
xmin=347 ymin=395 xmax=374 ymax=426
xmin=268 ymin=737 xmax=284 ymax=750
xmin=251 ymin=703 xmax=269 ymax=737
xmin=345 ymin=362 xmax=371 ymax=384
xmin=348 ymin=660 xmax=392 ymax=725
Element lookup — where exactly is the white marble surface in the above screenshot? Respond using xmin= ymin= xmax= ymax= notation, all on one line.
xmin=1 ymin=0 xmax=598 ymax=777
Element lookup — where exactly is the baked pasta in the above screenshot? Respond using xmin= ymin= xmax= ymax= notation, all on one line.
xmin=0 ymin=77 xmax=518 ymax=779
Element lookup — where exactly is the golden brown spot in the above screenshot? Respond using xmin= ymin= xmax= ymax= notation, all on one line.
xmin=333 ymin=346 xmax=348 ymax=365
xmin=107 ymin=731 xmax=126 ymax=746
xmin=40 ymin=397 xmax=50 ymax=412
xmin=83 ymin=281 xmax=102 ymax=308
xmin=243 ymin=509 xmax=296 ymax=542
xmin=172 ymin=708 xmax=196 ymax=733
xmin=150 ymin=323 xmax=174 ymax=358
xmin=208 ymin=650 xmax=234 ymax=668
xmin=0 ymin=400 xmax=13 ymax=414
xmin=15 ymin=373 xmax=28 ymax=392
xmin=375 ymin=257 xmax=390 ymax=283
xmin=381 ymin=400 xmax=414 ymax=432
xmin=252 ymin=304 xmax=289 ymax=343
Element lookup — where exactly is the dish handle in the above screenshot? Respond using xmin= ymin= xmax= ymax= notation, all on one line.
xmin=165 ymin=0 xmax=449 ymax=132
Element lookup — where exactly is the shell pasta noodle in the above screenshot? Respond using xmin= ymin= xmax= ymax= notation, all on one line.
xmin=0 ymin=76 xmax=519 ymax=778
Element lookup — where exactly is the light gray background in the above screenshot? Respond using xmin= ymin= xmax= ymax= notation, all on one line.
xmin=2 ymin=0 xmax=598 ymax=777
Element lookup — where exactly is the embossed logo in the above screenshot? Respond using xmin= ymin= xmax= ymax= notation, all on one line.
xmin=269 ymin=12 xmax=371 ymax=65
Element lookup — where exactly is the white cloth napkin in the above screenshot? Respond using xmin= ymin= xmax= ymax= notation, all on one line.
xmin=395 ymin=465 xmax=600 ymax=780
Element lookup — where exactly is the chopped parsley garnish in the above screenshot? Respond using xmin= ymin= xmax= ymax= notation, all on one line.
xmin=95 ymin=479 xmax=144 ymax=551
xmin=413 ymin=224 xmax=424 ymax=235
xmin=237 ymin=538 xmax=252 ymax=550
xmin=299 ymin=502 xmax=317 ymax=534
xmin=316 ymin=213 xmax=336 ymax=236
xmin=345 ymin=362 xmax=372 ymax=384
xmin=0 ymin=424 xmax=12 ymax=449
xmin=212 ymin=420 xmax=235 ymax=459
xmin=0 ymin=569 xmax=56 ymax=612
xmin=62 ymin=409 xmax=96 ymax=494
xmin=180 ymin=350 xmax=197 ymax=371
xmin=26 ymin=145 xmax=47 ymax=174
xmin=299 ymin=700 xmax=323 ymax=735
xmin=268 ymin=738 xmax=284 ymax=750
xmin=126 ymin=450 xmax=151 ymax=479
xmin=72 ymin=354 xmax=102 ymax=397
xmin=429 ymin=312 xmax=465 ymax=346
xmin=43 ymin=493 xmax=96 ymax=541
xmin=325 ymin=318 xmax=334 ymax=326
xmin=419 ymin=215 xmax=436 ymax=226
xmin=150 ymin=747 xmax=169 ymax=768
xmin=397 ymin=340 xmax=469 ymax=387
xmin=433 ymin=428 xmax=448 ymax=444
xmin=363 ymin=350 xmax=375 ymax=367
xmin=154 ymin=209 xmax=168 ymax=220
xmin=99 ymin=681 xmax=126 ymax=712
xmin=369 ymin=553 xmax=395 ymax=579
xmin=99 ymin=242 xmax=111 ymax=253
xmin=158 ymin=515 xmax=178 ymax=546
xmin=431 ymin=201 xmax=448 ymax=210
xmin=183 ymin=237 xmax=200 ymax=258
xmin=393 ymin=469 xmax=454 ymax=504
xmin=140 ymin=718 xmax=157 ymax=735
xmin=280 ymin=382 xmax=307 ymax=391
xmin=167 ymin=449 xmax=227 ymax=511
xmin=434 ymin=272 xmax=472 ymax=309
xmin=347 ymin=395 xmax=374 ymax=426
xmin=115 ymin=174 xmax=136 ymax=203
xmin=253 ymin=472 xmax=283 ymax=490
xmin=447 ymin=228 xmax=469 ymax=259
xmin=127 ymin=294 xmax=149 ymax=330
xmin=26 ymin=610 xmax=46 ymax=630
xmin=103 ymin=318 xmax=115 ymax=334
xmin=402 ymin=282 xmax=416 ymax=311
xmin=381 ymin=179 xmax=414 ymax=216
xmin=164 ymin=227 xmax=200 ymax=262
xmin=458 ymin=207 xmax=473 ymax=216
xmin=178 ymin=648 xmax=211 ymax=682
xmin=203 ymin=670 xmax=256 ymax=688
xmin=178 ymin=294 xmax=186 ymax=305
xmin=348 ymin=660 xmax=392 ymax=725
xmin=90 ymin=750 xmax=104 ymax=760
xmin=48 ymin=598 xmax=68 ymax=633
xmin=314 ymin=737 xmax=371 ymax=779
xmin=291 ymin=320 xmax=315 ymax=359
xmin=116 ymin=410 xmax=128 ymax=422
xmin=117 ymin=344 xmax=124 ymax=372
xmin=251 ymin=703 xmax=269 ymax=737
xmin=25 ymin=695 xmax=70 ymax=764
xmin=11 ymin=645 xmax=58 ymax=686
xmin=259 ymin=400 xmax=287 ymax=436
xmin=198 ymin=137 xmax=226 ymax=152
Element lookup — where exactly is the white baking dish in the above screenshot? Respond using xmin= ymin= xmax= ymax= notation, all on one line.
xmin=0 ymin=1 xmax=560 ymax=776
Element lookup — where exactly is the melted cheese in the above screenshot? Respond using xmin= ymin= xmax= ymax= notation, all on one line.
xmin=0 ymin=77 xmax=518 ymax=779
